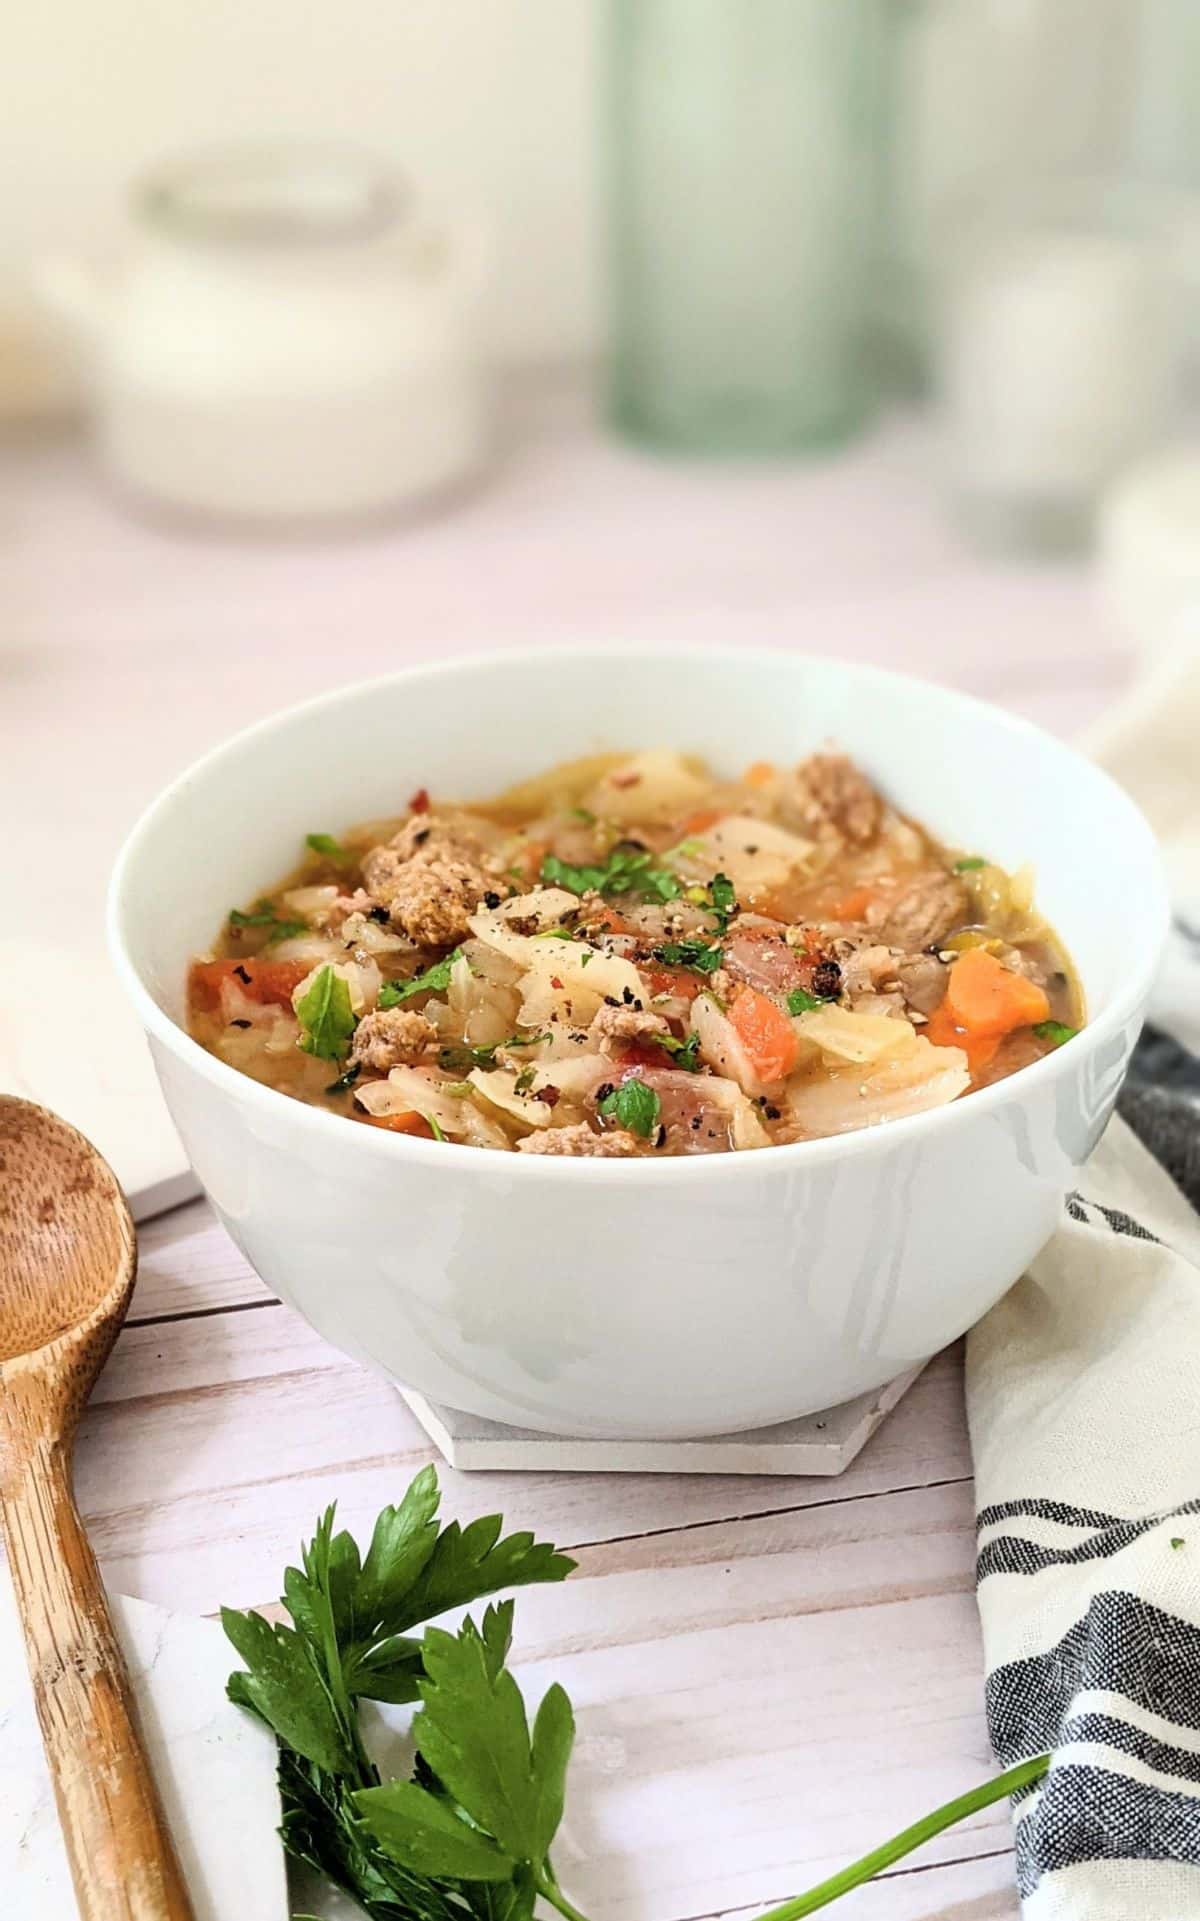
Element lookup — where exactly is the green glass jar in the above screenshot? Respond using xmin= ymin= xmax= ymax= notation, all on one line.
xmin=607 ymin=0 xmax=886 ymax=455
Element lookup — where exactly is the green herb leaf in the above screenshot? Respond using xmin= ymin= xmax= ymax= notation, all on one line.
xmin=307 ymin=832 xmax=352 ymax=865
xmin=954 ymin=857 xmax=986 ymax=872
xmin=410 ymin=1616 xmax=573 ymax=1865
xmin=541 ymin=847 xmax=679 ymax=904
xmin=652 ymin=939 xmax=723 ymax=975
xmin=708 ymin=872 xmax=737 ymax=928
xmin=654 ymin=1030 xmax=701 ymax=1071
xmin=379 ymin=950 xmax=462 ymax=1009
xmin=786 ymin=988 xmax=823 ymax=1015
xmin=1033 ymin=1019 xmax=1078 ymax=1048
xmin=598 ymin=1078 xmax=661 ymax=1139
xmin=228 ymin=900 xmax=308 ymax=944
xmin=222 ymin=1606 xmax=355 ymax=1777
xmin=356 ymin=1777 xmax=517 ymax=1882
xmin=297 ymin=966 xmax=358 ymax=1061
xmin=1172 ymin=1536 xmax=1186 ymax=1550
xmin=439 ymin=1033 xmax=548 ymax=1074
xmin=426 ymin=1113 xmax=446 ymax=1143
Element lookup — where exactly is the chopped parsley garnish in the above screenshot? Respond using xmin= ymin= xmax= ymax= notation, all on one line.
xmin=296 ymin=965 xmax=357 ymax=1061
xmin=306 ymin=832 xmax=352 ymax=865
xmin=954 ymin=857 xmax=985 ymax=872
xmin=378 ymin=949 xmax=462 ymax=1008
xmin=541 ymin=847 xmax=680 ymax=904
xmin=514 ymin=1065 xmax=536 ymax=1095
xmin=708 ymin=871 xmax=736 ymax=927
xmin=324 ymin=1062 xmax=361 ymax=1096
xmin=655 ymin=1030 xmax=701 ymax=1071
xmin=598 ymin=1078 xmax=661 ymax=1138
xmin=570 ymin=805 xmax=596 ymax=823
xmin=1172 ymin=1536 xmax=1186 ymax=1550
xmin=652 ymin=938 xmax=723 ymax=975
xmin=438 ymin=1033 xmax=548 ymax=1073
xmin=1033 ymin=1019 xmax=1078 ymax=1048
xmin=228 ymin=900 xmax=307 ymax=944
xmin=786 ymin=988 xmax=824 ymax=1015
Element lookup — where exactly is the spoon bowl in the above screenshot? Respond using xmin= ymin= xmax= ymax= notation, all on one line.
xmin=0 ymin=1096 xmax=134 ymax=1367
xmin=0 ymin=1096 xmax=194 ymax=1920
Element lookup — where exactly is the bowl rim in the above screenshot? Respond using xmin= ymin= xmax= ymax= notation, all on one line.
xmin=108 ymin=643 xmax=1171 ymax=1183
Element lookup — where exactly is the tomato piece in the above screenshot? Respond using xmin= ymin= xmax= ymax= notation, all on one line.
xmin=189 ymin=958 xmax=309 ymax=1014
xmin=729 ymin=985 xmax=799 ymax=1082
xmin=612 ymin=1038 xmax=671 ymax=1071
xmin=642 ymin=963 xmax=701 ymax=1003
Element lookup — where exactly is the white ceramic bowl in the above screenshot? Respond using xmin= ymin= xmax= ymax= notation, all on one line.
xmin=109 ymin=648 xmax=1168 ymax=1439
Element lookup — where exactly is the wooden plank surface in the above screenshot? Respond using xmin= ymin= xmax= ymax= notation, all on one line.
xmin=1 ymin=380 xmax=1128 ymax=1918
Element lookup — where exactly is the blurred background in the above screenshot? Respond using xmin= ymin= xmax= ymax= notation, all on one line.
xmin=7 ymin=0 xmax=1200 ymax=731
xmin=5 ymin=0 xmax=1200 ymax=1202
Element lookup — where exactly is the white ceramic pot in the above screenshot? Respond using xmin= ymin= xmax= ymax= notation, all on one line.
xmin=37 ymin=145 xmax=488 ymax=524
xmin=108 ymin=648 xmax=1167 ymax=1439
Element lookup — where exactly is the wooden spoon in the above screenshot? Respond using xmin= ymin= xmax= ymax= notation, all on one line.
xmin=0 ymin=1097 xmax=194 ymax=1919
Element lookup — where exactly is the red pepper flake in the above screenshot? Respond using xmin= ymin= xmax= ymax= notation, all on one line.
xmin=408 ymin=786 xmax=431 ymax=814
xmin=550 ymin=976 xmax=564 ymax=990
xmin=533 ymin=1085 xmax=560 ymax=1107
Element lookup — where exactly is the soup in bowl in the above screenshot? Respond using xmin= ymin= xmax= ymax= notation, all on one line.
xmin=109 ymin=648 xmax=1166 ymax=1438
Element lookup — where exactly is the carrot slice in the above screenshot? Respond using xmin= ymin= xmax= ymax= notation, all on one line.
xmin=189 ymin=958 xmax=310 ymax=1014
xmin=363 ymin=1111 xmax=436 ymax=1138
xmin=828 ymin=885 xmax=874 ymax=922
xmin=729 ymin=985 xmax=799 ymax=1082
xmin=924 ymin=948 xmax=1050 ymax=1074
xmin=941 ymin=948 xmax=1049 ymax=1034
xmin=677 ymin=807 xmax=723 ymax=837
xmin=923 ymin=1006 xmax=1001 ymax=1074
xmin=743 ymin=761 xmax=778 ymax=790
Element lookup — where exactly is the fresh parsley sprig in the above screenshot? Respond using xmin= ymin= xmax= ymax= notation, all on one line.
xmin=379 ymin=951 xmax=463 ymax=1009
xmin=225 ymin=1470 xmax=1049 ymax=1921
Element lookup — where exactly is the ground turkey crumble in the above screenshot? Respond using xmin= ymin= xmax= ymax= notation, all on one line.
xmin=349 ymin=1008 xmax=437 ymax=1072
xmin=360 ymin=814 xmax=506 ymax=946
xmin=517 ymin=1123 xmax=643 ymax=1157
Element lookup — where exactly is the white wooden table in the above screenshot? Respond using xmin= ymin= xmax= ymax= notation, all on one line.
xmin=2 ymin=377 xmax=1136 ymax=1920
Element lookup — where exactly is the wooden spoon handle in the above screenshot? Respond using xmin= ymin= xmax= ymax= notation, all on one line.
xmin=0 ymin=1434 xmax=195 ymax=1919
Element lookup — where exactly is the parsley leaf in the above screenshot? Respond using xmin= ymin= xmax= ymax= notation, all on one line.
xmin=598 ymin=1079 xmax=661 ymax=1139
xmin=652 ymin=939 xmax=723 ymax=975
xmin=1033 ymin=1019 xmax=1078 ymax=1048
xmin=954 ymin=857 xmax=986 ymax=872
xmin=654 ymin=1030 xmax=701 ymax=1071
xmin=439 ymin=1034 xmax=548 ymax=1073
xmin=708 ymin=871 xmax=736 ymax=928
xmin=296 ymin=966 xmax=358 ymax=1061
xmin=787 ymin=988 xmax=823 ymax=1015
xmin=379 ymin=950 xmax=462 ymax=1009
xmin=357 ymin=1614 xmax=574 ymax=1878
xmin=307 ymin=832 xmax=353 ymax=865
xmin=541 ymin=847 xmax=679 ymax=903
xmin=228 ymin=900 xmax=307 ymax=944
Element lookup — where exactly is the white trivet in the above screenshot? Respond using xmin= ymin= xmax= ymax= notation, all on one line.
xmin=399 ymin=1364 xmax=925 ymax=1475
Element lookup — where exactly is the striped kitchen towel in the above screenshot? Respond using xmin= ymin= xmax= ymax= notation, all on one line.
xmin=966 ymin=642 xmax=1200 ymax=1919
